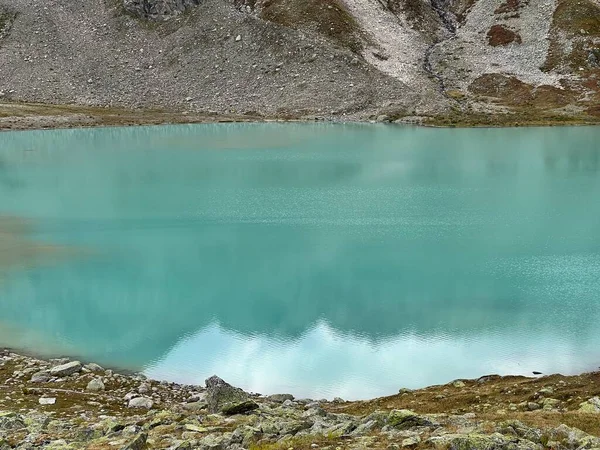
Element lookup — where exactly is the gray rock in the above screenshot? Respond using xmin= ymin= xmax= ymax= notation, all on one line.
xmin=549 ymin=424 xmax=600 ymax=449
xmin=497 ymin=420 xmax=542 ymax=443
xmin=86 ymin=378 xmax=106 ymax=392
xmin=388 ymin=410 xmax=435 ymax=429
xmin=205 ymin=375 xmax=250 ymax=414
xmin=527 ymin=402 xmax=541 ymax=411
xmin=38 ymin=397 xmax=57 ymax=405
xmin=182 ymin=401 xmax=207 ymax=411
xmin=121 ymin=432 xmax=147 ymax=450
xmin=84 ymin=363 xmax=104 ymax=372
xmin=128 ymin=397 xmax=154 ymax=409
xmin=0 ymin=412 xmax=26 ymax=431
xmin=267 ymin=393 xmax=295 ymax=403
xmin=49 ymin=361 xmax=82 ymax=377
xmin=351 ymin=419 xmax=377 ymax=436
xmin=30 ymin=370 xmax=51 ymax=383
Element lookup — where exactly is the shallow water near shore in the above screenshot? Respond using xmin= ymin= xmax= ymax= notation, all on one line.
xmin=0 ymin=123 xmax=599 ymax=399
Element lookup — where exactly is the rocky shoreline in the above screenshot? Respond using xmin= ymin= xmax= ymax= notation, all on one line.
xmin=2 ymin=101 xmax=600 ymax=133
xmin=1 ymin=350 xmax=599 ymax=449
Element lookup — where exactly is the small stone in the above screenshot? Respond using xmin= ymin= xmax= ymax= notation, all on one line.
xmin=527 ymin=402 xmax=541 ymax=411
xmin=138 ymin=382 xmax=151 ymax=394
xmin=452 ymin=380 xmax=466 ymax=388
xmin=39 ymin=397 xmax=56 ymax=405
xmin=128 ymin=397 xmax=153 ymax=409
xmin=235 ymin=35 xmax=242 ymax=41
xmin=86 ymin=378 xmax=105 ymax=392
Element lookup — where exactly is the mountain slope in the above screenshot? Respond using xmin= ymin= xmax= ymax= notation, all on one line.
xmin=0 ymin=0 xmax=598 ymax=123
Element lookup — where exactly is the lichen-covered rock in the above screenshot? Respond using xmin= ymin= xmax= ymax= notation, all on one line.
xmin=122 ymin=432 xmax=148 ymax=450
xmin=0 ymin=412 xmax=25 ymax=431
xmin=549 ymin=424 xmax=600 ymax=449
xmin=205 ymin=375 xmax=251 ymax=414
xmin=429 ymin=432 xmax=539 ymax=450
xmin=579 ymin=397 xmax=600 ymax=413
xmin=123 ymin=0 xmax=201 ymax=21
xmin=497 ymin=420 xmax=542 ymax=443
xmin=388 ymin=409 xmax=435 ymax=429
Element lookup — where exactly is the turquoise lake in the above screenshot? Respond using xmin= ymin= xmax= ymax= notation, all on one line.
xmin=0 ymin=123 xmax=599 ymax=399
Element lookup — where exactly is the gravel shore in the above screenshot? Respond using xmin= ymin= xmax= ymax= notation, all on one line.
xmin=1 ymin=349 xmax=599 ymax=449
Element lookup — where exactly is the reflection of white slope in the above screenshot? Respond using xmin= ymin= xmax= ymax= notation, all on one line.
xmin=144 ymin=320 xmax=600 ymax=400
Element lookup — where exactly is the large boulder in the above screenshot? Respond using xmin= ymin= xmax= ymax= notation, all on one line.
xmin=49 ymin=361 xmax=82 ymax=377
xmin=205 ymin=376 xmax=256 ymax=414
xmin=123 ymin=0 xmax=201 ymax=21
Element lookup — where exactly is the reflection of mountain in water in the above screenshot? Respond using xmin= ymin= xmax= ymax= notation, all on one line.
xmin=0 ymin=124 xmax=599 ymax=373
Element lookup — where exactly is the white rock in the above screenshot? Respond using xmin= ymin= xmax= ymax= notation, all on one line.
xmin=39 ymin=397 xmax=56 ymax=405
xmin=86 ymin=378 xmax=105 ymax=392
xmin=128 ymin=397 xmax=153 ymax=409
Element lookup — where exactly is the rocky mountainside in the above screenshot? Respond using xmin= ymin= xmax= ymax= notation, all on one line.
xmin=0 ymin=0 xmax=598 ymax=124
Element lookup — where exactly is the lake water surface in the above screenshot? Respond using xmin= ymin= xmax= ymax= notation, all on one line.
xmin=0 ymin=123 xmax=599 ymax=399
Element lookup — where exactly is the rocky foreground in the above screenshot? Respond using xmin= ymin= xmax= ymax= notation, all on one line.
xmin=1 ymin=350 xmax=600 ymax=450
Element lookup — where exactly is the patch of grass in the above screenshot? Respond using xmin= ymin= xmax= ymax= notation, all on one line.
xmin=260 ymin=0 xmax=364 ymax=53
